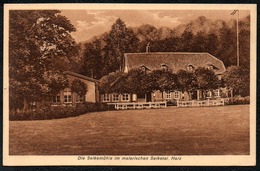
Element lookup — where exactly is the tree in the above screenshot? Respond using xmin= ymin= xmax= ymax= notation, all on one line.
xmin=217 ymin=21 xmax=237 ymax=67
xmin=99 ymin=71 xmax=125 ymax=94
xmin=176 ymin=70 xmax=197 ymax=92
xmin=9 ymin=10 xmax=77 ymax=111
xmin=109 ymin=69 xmax=148 ymax=95
xmin=105 ymin=18 xmax=139 ymax=72
xmin=71 ymin=79 xmax=87 ymax=96
xmin=195 ymin=67 xmax=220 ymax=99
xmin=81 ymin=38 xmax=103 ymax=79
xmin=222 ymin=66 xmax=250 ymax=97
xmin=180 ymin=31 xmax=194 ymax=52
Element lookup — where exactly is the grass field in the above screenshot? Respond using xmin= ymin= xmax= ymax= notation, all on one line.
xmin=9 ymin=105 xmax=249 ymax=155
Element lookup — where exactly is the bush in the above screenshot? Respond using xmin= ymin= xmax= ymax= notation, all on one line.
xmin=166 ymin=99 xmax=177 ymax=106
xmin=9 ymin=102 xmax=109 ymax=121
xmin=224 ymin=96 xmax=250 ymax=105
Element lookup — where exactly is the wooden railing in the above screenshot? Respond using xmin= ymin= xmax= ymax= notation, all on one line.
xmin=108 ymin=102 xmax=167 ymax=110
xmin=177 ymin=99 xmax=225 ymax=107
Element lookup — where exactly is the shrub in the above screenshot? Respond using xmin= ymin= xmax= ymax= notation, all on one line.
xmin=9 ymin=102 xmax=109 ymax=121
xmin=224 ymin=96 xmax=250 ymax=105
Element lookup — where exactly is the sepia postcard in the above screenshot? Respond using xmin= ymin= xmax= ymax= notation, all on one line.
xmin=3 ymin=4 xmax=257 ymax=166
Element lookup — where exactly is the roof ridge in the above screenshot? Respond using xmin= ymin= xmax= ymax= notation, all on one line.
xmin=63 ymin=71 xmax=99 ymax=82
xmin=125 ymin=52 xmax=210 ymax=55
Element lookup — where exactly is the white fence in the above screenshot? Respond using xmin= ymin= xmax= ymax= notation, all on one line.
xmin=177 ymin=99 xmax=225 ymax=107
xmin=108 ymin=102 xmax=167 ymax=110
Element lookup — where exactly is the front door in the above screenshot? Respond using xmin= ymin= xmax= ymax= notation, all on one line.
xmin=191 ymin=91 xmax=197 ymax=100
xmin=146 ymin=93 xmax=152 ymax=102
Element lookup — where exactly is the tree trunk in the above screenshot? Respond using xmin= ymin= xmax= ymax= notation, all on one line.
xmin=23 ymin=98 xmax=28 ymax=111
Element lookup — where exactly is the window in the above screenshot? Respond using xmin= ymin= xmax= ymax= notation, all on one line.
xmin=206 ymin=91 xmax=212 ymax=98
xmin=161 ymin=63 xmax=168 ymax=71
xmin=102 ymin=94 xmax=110 ymax=102
xmin=207 ymin=65 xmax=214 ymax=70
xmin=64 ymin=88 xmax=72 ymax=103
xmin=121 ymin=93 xmax=130 ymax=101
xmin=186 ymin=65 xmax=194 ymax=72
xmin=112 ymin=94 xmax=119 ymax=102
xmin=140 ymin=65 xmax=146 ymax=72
xmin=166 ymin=91 xmax=171 ymax=99
xmin=75 ymin=94 xmax=84 ymax=103
xmin=213 ymin=89 xmax=220 ymax=97
xmin=52 ymin=95 xmax=60 ymax=103
xmin=174 ymin=91 xmax=180 ymax=99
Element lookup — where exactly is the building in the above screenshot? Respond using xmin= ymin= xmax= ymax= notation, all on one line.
xmin=52 ymin=71 xmax=99 ymax=105
xmin=101 ymin=50 xmax=227 ymax=103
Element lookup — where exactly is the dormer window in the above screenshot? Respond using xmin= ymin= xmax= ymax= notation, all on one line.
xmin=186 ymin=64 xmax=194 ymax=72
xmin=208 ymin=65 xmax=213 ymax=70
xmin=140 ymin=65 xmax=149 ymax=73
xmin=161 ymin=63 xmax=168 ymax=71
xmin=207 ymin=64 xmax=218 ymax=70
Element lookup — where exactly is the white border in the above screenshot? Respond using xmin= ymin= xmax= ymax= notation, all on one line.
xmin=3 ymin=3 xmax=257 ymax=166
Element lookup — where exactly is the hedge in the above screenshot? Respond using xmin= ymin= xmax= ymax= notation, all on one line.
xmin=9 ymin=102 xmax=109 ymax=121
xmin=224 ymin=96 xmax=250 ymax=105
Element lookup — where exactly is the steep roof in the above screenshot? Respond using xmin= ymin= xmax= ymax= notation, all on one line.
xmin=124 ymin=52 xmax=226 ymax=74
xmin=64 ymin=71 xmax=99 ymax=83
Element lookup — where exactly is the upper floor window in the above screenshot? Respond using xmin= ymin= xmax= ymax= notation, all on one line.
xmin=186 ymin=65 xmax=194 ymax=72
xmin=64 ymin=88 xmax=72 ymax=103
xmin=208 ymin=65 xmax=213 ymax=70
xmin=140 ymin=65 xmax=147 ymax=72
xmin=161 ymin=63 xmax=168 ymax=71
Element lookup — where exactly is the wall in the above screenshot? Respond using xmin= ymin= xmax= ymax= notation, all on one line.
xmin=66 ymin=74 xmax=96 ymax=103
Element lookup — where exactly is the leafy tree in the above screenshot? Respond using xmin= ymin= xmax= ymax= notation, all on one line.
xmin=239 ymin=29 xmax=250 ymax=69
xmin=105 ymin=18 xmax=139 ymax=71
xmin=71 ymin=79 xmax=87 ymax=96
xmin=180 ymin=31 xmax=194 ymax=52
xmin=222 ymin=66 xmax=250 ymax=97
xmin=9 ymin=10 xmax=77 ymax=111
xmin=110 ymin=69 xmax=148 ymax=95
xmin=194 ymin=67 xmax=220 ymax=99
xmin=99 ymin=71 xmax=125 ymax=94
xmin=206 ymin=32 xmax=219 ymax=55
xmin=192 ymin=31 xmax=208 ymax=52
xmin=147 ymin=70 xmax=177 ymax=93
xmin=176 ymin=70 xmax=197 ymax=92
xmin=81 ymin=38 xmax=102 ymax=79
xmin=217 ymin=21 xmax=237 ymax=67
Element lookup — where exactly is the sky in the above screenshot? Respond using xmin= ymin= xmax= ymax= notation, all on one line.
xmin=61 ymin=10 xmax=250 ymax=43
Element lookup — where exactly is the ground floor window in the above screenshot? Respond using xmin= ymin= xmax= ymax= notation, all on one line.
xmin=75 ymin=94 xmax=84 ymax=103
xmin=52 ymin=95 xmax=60 ymax=103
xmin=64 ymin=88 xmax=72 ymax=103
xmin=112 ymin=94 xmax=119 ymax=102
xmin=174 ymin=91 xmax=180 ymax=99
xmin=166 ymin=91 xmax=171 ymax=99
xmin=102 ymin=94 xmax=110 ymax=102
xmin=206 ymin=91 xmax=212 ymax=98
xmin=121 ymin=93 xmax=130 ymax=101
xmin=213 ymin=89 xmax=220 ymax=97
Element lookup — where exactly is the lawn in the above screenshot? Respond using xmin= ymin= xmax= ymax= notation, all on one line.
xmin=9 ymin=105 xmax=249 ymax=155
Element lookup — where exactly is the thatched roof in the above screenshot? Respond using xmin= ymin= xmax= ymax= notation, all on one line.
xmin=124 ymin=52 xmax=226 ymax=74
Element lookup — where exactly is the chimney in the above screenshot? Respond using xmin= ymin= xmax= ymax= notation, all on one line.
xmin=146 ymin=42 xmax=150 ymax=53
